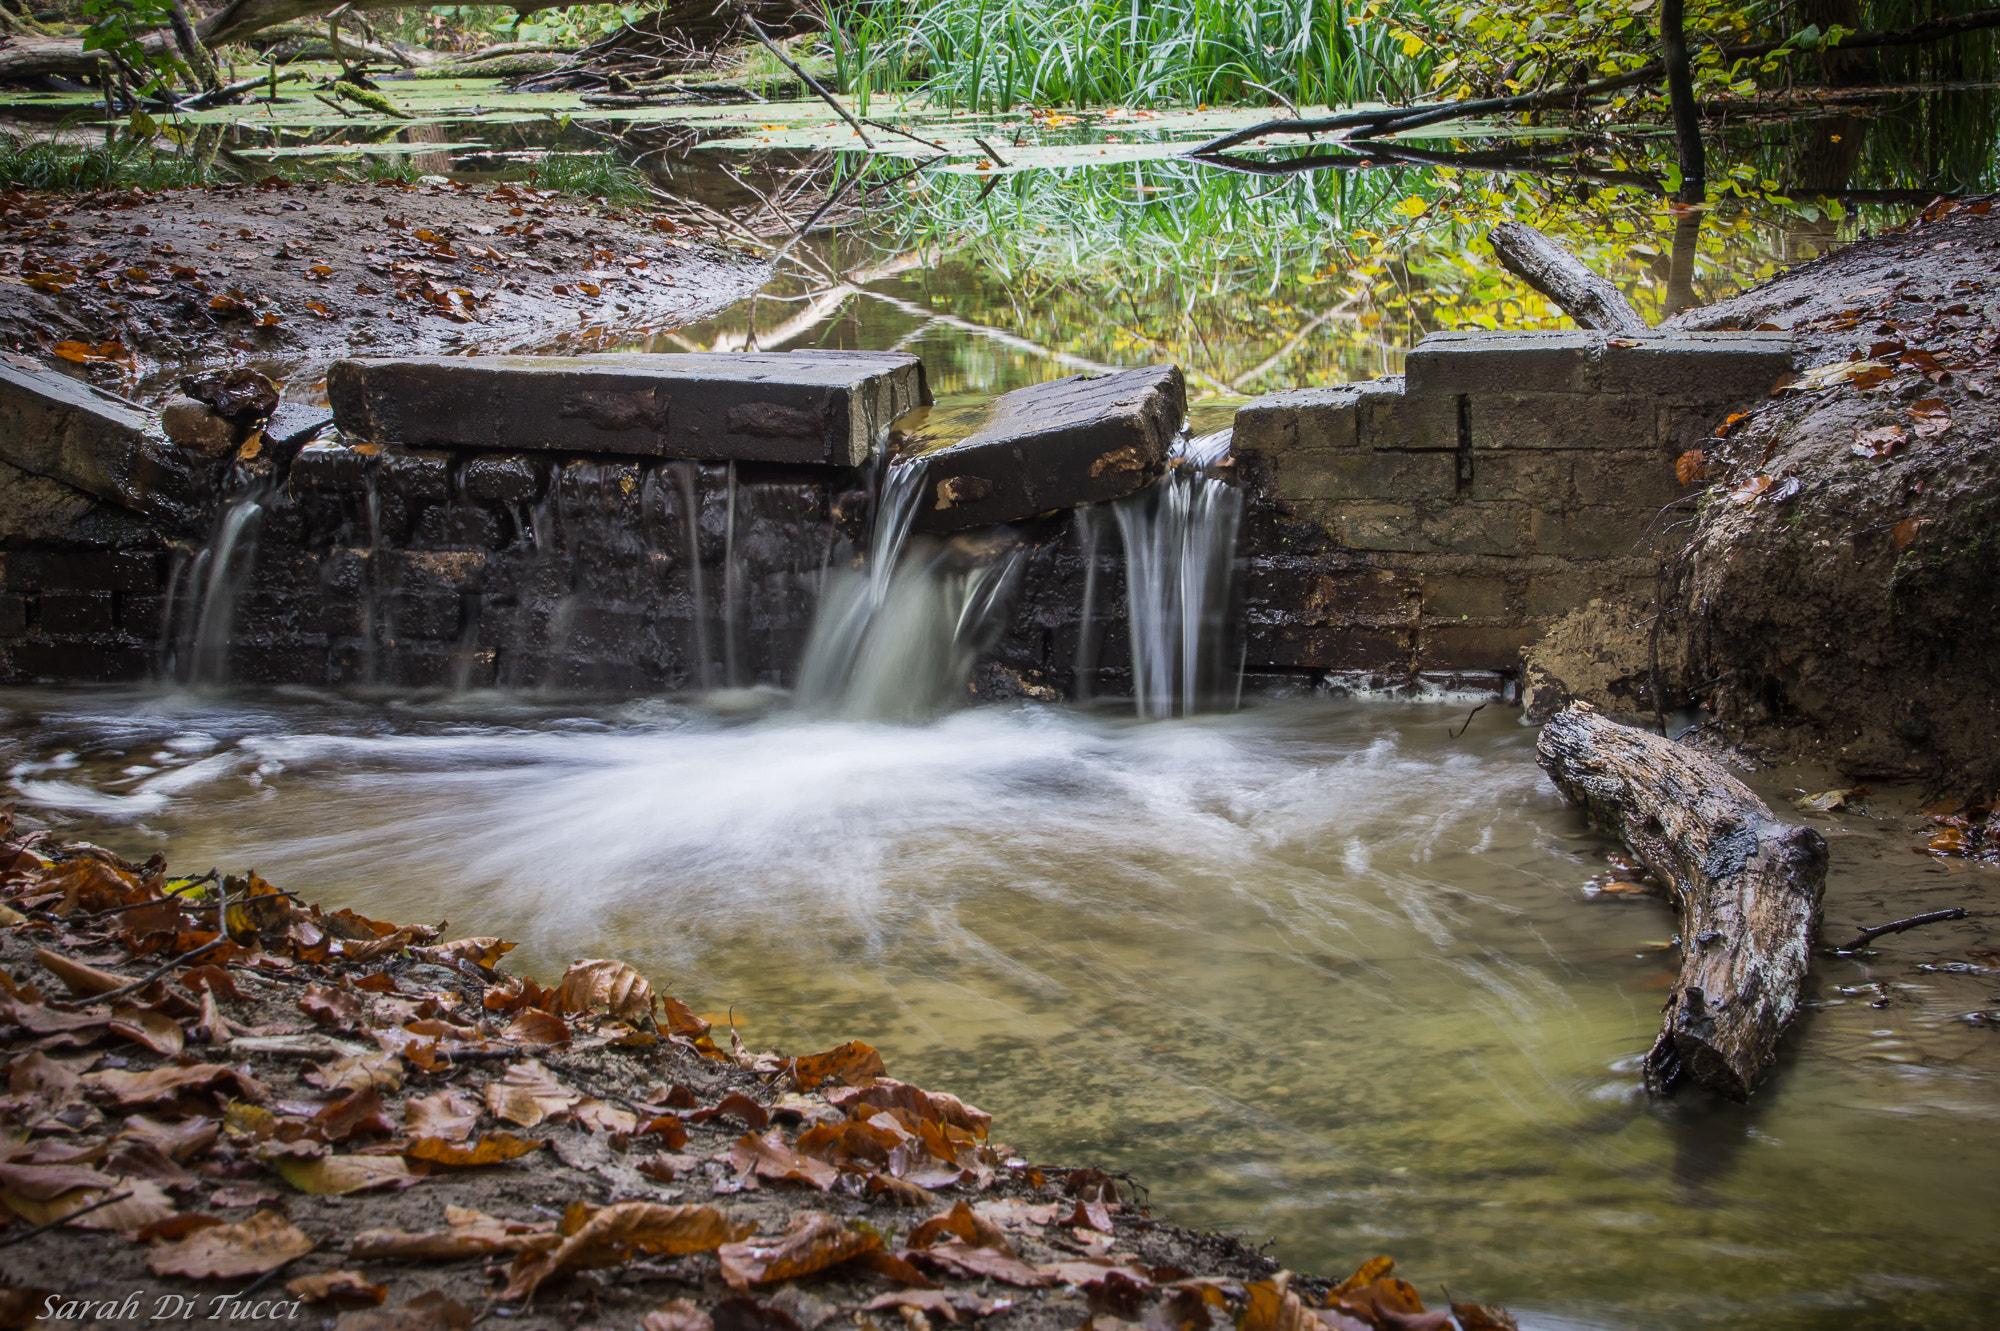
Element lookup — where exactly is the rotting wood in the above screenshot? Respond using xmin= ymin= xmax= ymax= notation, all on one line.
xmin=1536 ymin=703 xmax=1827 ymax=1100
xmin=1487 ymin=221 xmax=1650 ymax=333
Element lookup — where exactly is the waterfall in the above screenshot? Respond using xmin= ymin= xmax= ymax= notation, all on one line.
xmin=670 ymin=461 xmax=715 ymax=691
xmin=1114 ymin=431 xmax=1242 ymax=719
xmin=162 ymin=483 xmax=271 ymax=686
xmin=795 ymin=462 xmax=1024 ymax=721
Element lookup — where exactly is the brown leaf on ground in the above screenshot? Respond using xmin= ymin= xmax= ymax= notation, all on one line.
xmin=1145 ymin=1286 xmax=1221 ymax=1331
xmin=1333 ymin=1276 xmax=1431 ymax=1327
xmin=658 ymin=994 xmax=728 ymax=1060
xmin=300 ymin=983 xmax=367 ymax=1032
xmin=1908 ymin=396 xmax=1952 ymax=436
xmin=331 ymin=1292 xmax=475 ymax=1331
xmin=8 ymin=1049 xmax=82 ymax=1102
xmin=1066 ymin=1199 xmax=1115 ymax=1233
xmin=314 ymin=1085 xmax=396 ymax=1143
xmin=0 ymin=1160 xmax=115 ymax=1200
xmin=104 ymin=1138 xmax=197 ymax=1187
xmin=406 ymin=1132 xmax=545 ymax=1166
xmin=0 ymin=1175 xmax=174 ymax=1231
xmin=501 ymin=1009 xmax=570 ymax=1049
xmin=691 ymin=1091 xmax=770 ymax=1130
xmin=781 ymin=1039 xmax=886 ymax=1092
xmin=337 ymin=927 xmax=419 ymax=966
xmin=289 ymin=1272 xmax=389 ymax=1309
xmin=414 ymin=938 xmax=515 ymax=972
xmin=134 ymin=1212 xmax=226 ymax=1242
xmin=482 ymin=974 xmax=557 ymax=1014
xmin=913 ymin=1241 xmax=1051 ymax=1287
xmin=908 ymin=1199 xmax=1014 ymax=1253
xmin=270 ymin=1153 xmax=423 ymax=1196
xmin=552 ymin=958 xmax=653 ymax=1023
xmin=644 ymin=1297 xmax=714 ymax=1331
xmin=1449 ymin=1303 xmax=1519 ymax=1331
xmin=405 ymin=1089 xmax=480 ymax=1142
xmin=716 ymin=1210 xmax=883 ymax=1290
xmin=1240 ymin=1278 xmax=1316 ymax=1331
xmin=83 ymin=1062 xmax=267 ymax=1108
xmin=866 ymin=1173 xmax=937 ymax=1207
xmin=306 ymin=1051 xmax=404 ymax=1095
xmin=729 ymin=1129 xmax=838 ymax=1190
xmin=504 ymin=1202 xmax=753 ymax=1300
xmin=826 ymin=1079 xmax=991 ymax=1139
xmin=146 ymin=1209 xmax=316 ymax=1280
xmin=639 ymin=1115 xmax=691 ymax=1149
xmin=571 ymin=1098 xmax=638 ymax=1135
xmin=484 ymin=1060 xmax=578 ymax=1127
xmin=708 ymin=1297 xmax=805 ymax=1331
xmin=794 ymin=1117 xmax=904 ymax=1171
xmin=1331 ymin=1257 xmax=1395 ymax=1298
xmin=1893 ymin=515 xmax=1927 ymax=549
xmin=1851 ymin=423 xmax=1906 ymax=458
xmin=857 ymin=1290 xmax=1008 ymax=1323
xmin=1674 ymin=449 xmax=1705 ymax=485
xmin=119 ymin=1114 xmax=219 ymax=1162
xmin=179 ymin=964 xmax=243 ymax=1000
xmin=34 ymin=946 xmax=128 ymax=997
xmin=351 ymin=1206 xmax=553 ymax=1261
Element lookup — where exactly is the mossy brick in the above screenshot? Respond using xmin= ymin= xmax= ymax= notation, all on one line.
xmin=1595 ymin=332 xmax=1796 ymax=399
xmin=1468 ymin=391 xmax=1656 ymax=451
xmin=37 ymin=591 xmax=116 ymax=633
xmin=1416 ymin=621 xmax=1541 ymax=671
xmin=1467 ymin=451 xmax=1574 ymax=505
xmin=1297 ymin=500 xmax=1437 ymax=553
xmin=1528 ymin=506 xmax=1671 ymax=560
xmin=1420 ymin=573 xmax=1513 ymax=620
xmin=1355 ymin=377 xmax=1405 ymax=447
xmin=1265 ymin=449 xmax=1457 ymax=503
xmin=378 ymin=447 xmax=452 ymax=501
xmin=1405 ymin=331 xmax=1598 ymax=398
xmin=1 ymin=550 xmax=159 ymax=593
xmin=328 ymin=350 xmax=929 ymax=466
xmin=1569 ymin=450 xmax=1686 ymax=509
xmin=915 ymin=365 xmax=1181 ymax=532
xmin=463 ymin=454 xmax=541 ymax=503
xmin=1422 ymin=501 xmax=1528 ymax=556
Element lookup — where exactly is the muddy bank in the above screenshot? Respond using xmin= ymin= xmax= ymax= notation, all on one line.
xmin=0 ymin=177 xmax=766 ymax=398
xmin=0 ymin=814 xmax=1513 ymax=1331
xmin=1527 ymin=197 xmax=2000 ymax=793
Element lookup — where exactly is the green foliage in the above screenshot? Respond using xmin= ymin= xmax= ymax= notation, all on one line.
xmin=823 ymin=0 xmax=1440 ymax=111
xmin=0 ymin=125 xmax=209 ymax=191
xmin=79 ymin=0 xmax=189 ymax=94
xmin=529 ymin=149 xmax=651 ymax=202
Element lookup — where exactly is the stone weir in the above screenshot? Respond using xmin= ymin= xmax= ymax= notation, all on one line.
xmin=0 ymin=331 xmax=1794 ymax=701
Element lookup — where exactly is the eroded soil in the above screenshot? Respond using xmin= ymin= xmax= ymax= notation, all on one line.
xmin=0 ymin=177 xmax=766 ymax=400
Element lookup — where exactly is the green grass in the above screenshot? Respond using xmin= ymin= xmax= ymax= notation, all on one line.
xmin=0 ymin=128 xmax=212 ymax=191
xmin=527 ymin=148 xmax=652 ymax=202
xmin=824 ymin=0 xmax=1439 ymax=112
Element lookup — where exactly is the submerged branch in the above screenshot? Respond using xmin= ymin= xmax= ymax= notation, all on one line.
xmin=1488 ymin=221 xmax=1650 ymax=333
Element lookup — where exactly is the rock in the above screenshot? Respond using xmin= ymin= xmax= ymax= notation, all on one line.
xmin=327 ymin=350 xmax=930 ymax=467
xmin=0 ymin=354 xmax=211 ymax=531
xmin=161 ymin=395 xmax=236 ymax=456
xmin=182 ymin=366 xmax=280 ymax=423
xmin=913 ymin=364 xmax=1183 ymax=532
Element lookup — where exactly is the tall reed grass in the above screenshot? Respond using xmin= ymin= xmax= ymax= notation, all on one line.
xmin=825 ymin=0 xmax=1440 ymax=112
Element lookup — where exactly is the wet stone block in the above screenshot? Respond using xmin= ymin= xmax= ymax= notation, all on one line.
xmin=289 ymin=442 xmax=372 ymax=494
xmin=463 ymin=454 xmax=541 ymax=503
xmin=328 ymin=351 xmax=930 ymax=467
xmin=0 ymin=593 xmax=24 ymax=636
xmin=916 ymin=365 xmax=1183 ymax=532
xmin=38 ymin=591 xmax=115 ymax=634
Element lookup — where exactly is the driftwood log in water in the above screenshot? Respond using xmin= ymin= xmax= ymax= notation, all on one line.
xmin=1488 ymin=221 xmax=1650 ymax=333
xmin=1536 ymin=704 xmax=1827 ymax=1100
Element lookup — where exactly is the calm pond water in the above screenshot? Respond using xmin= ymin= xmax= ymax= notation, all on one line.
xmin=4 ymin=688 xmax=1997 ymax=1330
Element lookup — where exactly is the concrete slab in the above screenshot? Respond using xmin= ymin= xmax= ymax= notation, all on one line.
xmin=914 ymin=365 xmax=1183 ymax=531
xmin=327 ymin=350 xmax=929 ymax=467
xmin=0 ymin=353 xmax=209 ymax=530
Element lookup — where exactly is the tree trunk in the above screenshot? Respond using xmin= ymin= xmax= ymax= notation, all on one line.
xmin=1535 ymin=705 xmax=1827 ymax=1101
xmin=1660 ymin=0 xmax=1706 ymax=203
xmin=1487 ymin=221 xmax=1650 ymax=333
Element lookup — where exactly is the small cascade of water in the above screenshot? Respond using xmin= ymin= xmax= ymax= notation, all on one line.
xmin=795 ymin=462 xmax=1023 ymax=720
xmin=1071 ymin=506 xmax=1104 ymax=704
xmin=722 ymin=461 xmax=743 ymax=688
xmin=1114 ymin=429 xmax=1243 ymax=719
xmin=162 ymin=479 xmax=273 ymax=686
xmin=670 ymin=461 xmax=716 ymax=691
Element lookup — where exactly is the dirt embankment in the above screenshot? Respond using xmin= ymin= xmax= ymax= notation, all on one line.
xmin=0 ymin=177 xmax=766 ymax=400
xmin=1530 ymin=198 xmax=2000 ymax=794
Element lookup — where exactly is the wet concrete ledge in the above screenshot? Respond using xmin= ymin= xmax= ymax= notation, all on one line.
xmin=0 ymin=332 xmax=1794 ymax=696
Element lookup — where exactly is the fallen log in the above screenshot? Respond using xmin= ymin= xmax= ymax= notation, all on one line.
xmin=1488 ymin=221 xmax=1649 ymax=333
xmin=1536 ymin=704 xmax=1826 ymax=1100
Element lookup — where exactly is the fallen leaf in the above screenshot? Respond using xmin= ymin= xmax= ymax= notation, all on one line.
xmin=552 ymin=958 xmax=653 ymax=1023
xmin=690 ymin=1092 xmax=770 ymax=1131
xmin=1893 ymin=516 xmax=1927 ymax=550
xmin=84 ymin=1062 xmax=266 ymax=1108
xmin=35 ymin=945 xmax=128 ymax=997
xmin=119 ymin=1114 xmax=219 ymax=1163
xmin=484 ymin=1059 xmax=577 ymax=1128
xmin=307 ymin=1051 xmax=402 ymax=1095
xmin=914 ymin=1240 xmax=1051 ymax=1287
xmin=1449 ymin=1302 xmax=1520 ymax=1331
xmin=1674 ymin=449 xmax=1705 ymax=485
xmin=407 ymin=1132 xmax=545 ymax=1167
xmin=1852 ymin=424 xmax=1907 ymax=458
xmin=716 ymin=1210 xmax=882 ymax=1290
xmin=314 ymin=1085 xmax=395 ymax=1143
xmin=645 ymin=1297 xmax=714 ymax=1331
xmin=781 ymin=1040 xmax=885 ymax=1092
xmin=729 ymin=1129 xmax=838 ymax=1190
xmin=146 ymin=1209 xmax=315 ymax=1280
xmin=501 ymin=1009 xmax=570 ymax=1049
xmin=299 ymin=982 xmax=366 ymax=1032
xmin=826 ymin=1079 xmax=991 ymax=1139
xmin=1795 ymin=786 xmax=1867 ymax=814
xmin=270 ymin=1152 xmax=423 ymax=1196
xmin=505 ymin=1202 xmax=752 ymax=1299
xmin=288 ymin=1271 xmax=387 ymax=1309
xmin=415 ymin=937 xmax=514 ymax=972
xmin=351 ymin=1207 xmax=553 ymax=1262
xmin=1908 ymin=397 xmax=1951 ymax=436
xmin=405 ymin=1089 xmax=480 ymax=1142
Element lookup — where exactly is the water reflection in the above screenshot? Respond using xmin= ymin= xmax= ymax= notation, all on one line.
xmin=3 ymin=689 xmax=1996 ymax=1328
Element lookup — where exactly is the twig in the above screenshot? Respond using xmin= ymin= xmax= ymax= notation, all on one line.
xmin=733 ymin=6 xmax=876 ymax=150
xmin=1239 ymin=80 xmax=1300 ymax=118
xmin=973 ymin=135 xmax=1011 ymax=168
xmin=1833 ymin=908 xmax=1968 ymax=952
xmin=0 ymin=1191 xmax=134 ymax=1249
xmin=863 ymin=117 xmax=948 ymax=152
xmin=1448 ymin=703 xmax=1487 ymax=739
xmin=89 ymin=933 xmax=231 ymax=1007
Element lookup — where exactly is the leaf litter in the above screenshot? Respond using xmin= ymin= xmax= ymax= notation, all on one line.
xmin=0 ymin=809 xmax=1513 ymax=1329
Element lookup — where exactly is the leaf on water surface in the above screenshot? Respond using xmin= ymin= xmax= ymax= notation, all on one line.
xmin=505 ymin=1201 xmax=751 ymax=1299
xmin=729 ymin=1129 xmax=838 ymax=1190
xmin=407 ymin=1132 xmax=546 ymax=1167
xmin=780 ymin=1039 xmax=885 ymax=1092
xmin=1794 ymin=786 xmax=1867 ymax=814
xmin=716 ymin=1210 xmax=882 ymax=1290
xmin=552 ymin=958 xmax=653 ymax=1024
xmin=146 ymin=1209 xmax=316 ymax=1280
xmin=405 ymin=1089 xmax=480 ymax=1142
xmin=287 ymin=1270 xmax=387 ymax=1309
xmin=1851 ymin=424 xmax=1907 ymax=459
xmin=270 ymin=1152 xmax=422 ymax=1196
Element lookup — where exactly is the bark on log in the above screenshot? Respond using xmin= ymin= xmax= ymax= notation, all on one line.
xmin=1535 ymin=704 xmax=1826 ymax=1100
xmin=1488 ymin=222 xmax=1650 ymax=333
